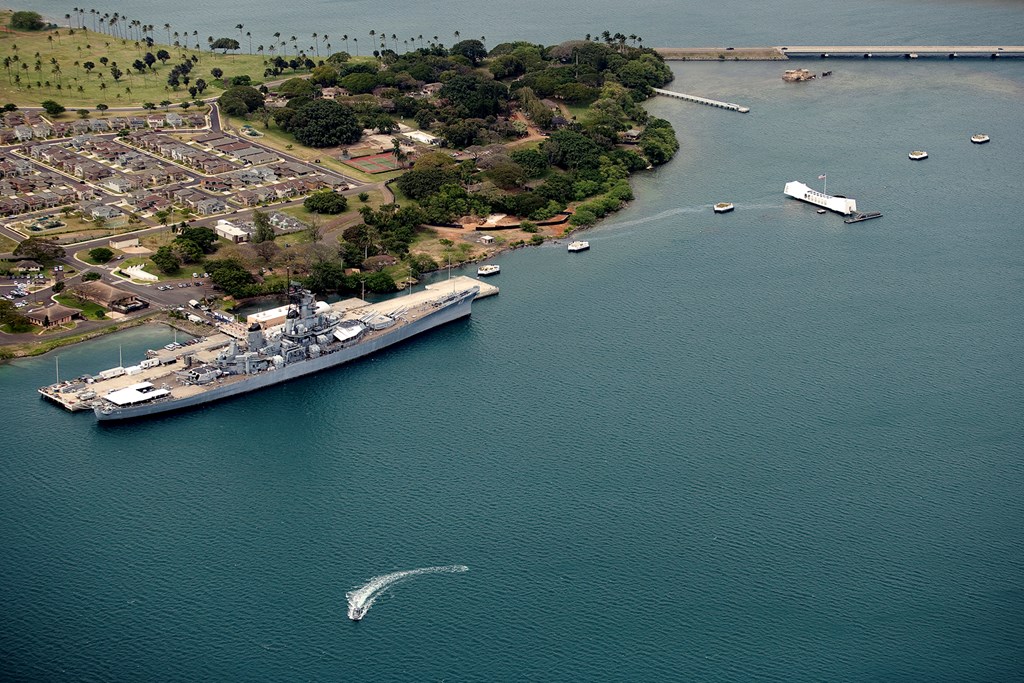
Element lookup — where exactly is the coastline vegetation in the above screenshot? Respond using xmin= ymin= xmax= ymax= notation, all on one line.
xmin=0 ymin=10 xmax=681 ymax=355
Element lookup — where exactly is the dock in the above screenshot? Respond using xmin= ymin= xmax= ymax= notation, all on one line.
xmin=652 ymin=87 xmax=750 ymax=113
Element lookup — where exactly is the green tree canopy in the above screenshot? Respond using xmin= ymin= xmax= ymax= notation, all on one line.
xmin=40 ymin=100 xmax=65 ymax=117
xmin=304 ymin=190 xmax=349 ymax=214
xmin=251 ymin=210 xmax=276 ymax=243
xmin=151 ymin=245 xmax=181 ymax=274
xmin=278 ymin=78 xmax=315 ymax=98
xmin=10 ymin=11 xmax=44 ymax=31
xmin=288 ymin=100 xmax=362 ymax=148
xmin=206 ymin=258 xmax=257 ymax=297
xmin=450 ymin=39 xmax=487 ymax=66
xmin=438 ymin=75 xmax=509 ymax=118
xmin=218 ymin=85 xmax=263 ymax=116
xmin=638 ymin=117 xmax=679 ymax=166
xmin=211 ymin=37 xmax=241 ymax=53
xmin=176 ymin=226 xmax=218 ymax=253
xmin=88 ymin=247 xmax=114 ymax=263
xmin=14 ymin=237 xmax=65 ymax=261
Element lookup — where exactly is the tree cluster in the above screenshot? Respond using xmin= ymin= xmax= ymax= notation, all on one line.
xmin=218 ymin=84 xmax=264 ymax=116
xmin=10 ymin=11 xmax=44 ymax=31
xmin=304 ymin=190 xmax=348 ymax=214
xmin=14 ymin=237 xmax=65 ymax=261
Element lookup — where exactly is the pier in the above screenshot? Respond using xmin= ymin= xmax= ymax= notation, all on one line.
xmin=652 ymin=88 xmax=750 ymax=113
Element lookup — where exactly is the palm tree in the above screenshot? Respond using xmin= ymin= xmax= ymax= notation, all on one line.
xmin=312 ymin=32 xmax=318 ymax=57
xmin=352 ymin=37 xmax=358 ymax=55
xmin=247 ymin=31 xmax=252 ymax=54
xmin=342 ymin=34 xmax=349 ymax=53
xmin=418 ymin=34 xmax=424 ymax=49
xmin=454 ymin=30 xmax=460 ymax=44
xmin=236 ymin=24 xmax=244 ymax=45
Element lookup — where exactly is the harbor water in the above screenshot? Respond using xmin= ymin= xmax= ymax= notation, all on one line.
xmin=3 ymin=3 xmax=1024 ymax=681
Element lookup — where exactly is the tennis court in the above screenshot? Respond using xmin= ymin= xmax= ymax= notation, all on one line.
xmin=341 ymin=153 xmax=402 ymax=174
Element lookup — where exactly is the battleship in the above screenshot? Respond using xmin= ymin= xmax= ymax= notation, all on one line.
xmin=39 ymin=280 xmax=482 ymax=422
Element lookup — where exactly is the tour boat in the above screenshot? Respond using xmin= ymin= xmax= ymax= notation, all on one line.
xmin=971 ymin=134 xmax=990 ymax=144
xmin=476 ymin=264 xmax=500 ymax=277
xmin=908 ymin=150 xmax=928 ymax=160
xmin=713 ymin=202 xmax=735 ymax=213
xmin=567 ymin=241 xmax=590 ymax=252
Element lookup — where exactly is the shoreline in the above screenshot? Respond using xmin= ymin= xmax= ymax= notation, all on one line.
xmin=0 ymin=311 xmax=208 ymax=361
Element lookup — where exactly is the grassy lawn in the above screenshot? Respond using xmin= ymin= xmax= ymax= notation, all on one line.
xmin=115 ymin=256 xmax=178 ymax=281
xmin=0 ymin=233 xmax=17 ymax=252
xmin=12 ymin=215 xmax=143 ymax=243
xmin=0 ymin=12 xmax=286 ymax=108
xmin=74 ymin=247 xmax=122 ymax=265
xmin=54 ymin=292 xmax=107 ymax=319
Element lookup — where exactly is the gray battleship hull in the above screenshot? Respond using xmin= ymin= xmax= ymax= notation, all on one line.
xmin=94 ymin=290 xmax=475 ymax=422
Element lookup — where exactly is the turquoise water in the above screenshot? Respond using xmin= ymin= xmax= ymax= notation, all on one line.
xmin=4 ymin=6 xmax=1024 ymax=681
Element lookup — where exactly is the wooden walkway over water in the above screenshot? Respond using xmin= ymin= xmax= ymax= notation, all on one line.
xmin=651 ymin=88 xmax=750 ymax=113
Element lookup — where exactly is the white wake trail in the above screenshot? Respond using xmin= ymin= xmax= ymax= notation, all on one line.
xmin=346 ymin=565 xmax=468 ymax=620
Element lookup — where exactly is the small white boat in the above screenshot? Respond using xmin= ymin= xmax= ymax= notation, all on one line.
xmin=713 ymin=202 xmax=735 ymax=213
xmin=971 ymin=134 xmax=990 ymax=144
xmin=908 ymin=150 xmax=928 ymax=160
xmin=567 ymin=240 xmax=590 ymax=252
xmin=816 ymin=209 xmax=826 ymax=214
xmin=349 ymin=606 xmax=366 ymax=621
xmin=476 ymin=264 xmax=500 ymax=277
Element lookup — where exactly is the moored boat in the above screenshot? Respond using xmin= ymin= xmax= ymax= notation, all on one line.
xmin=713 ymin=202 xmax=735 ymax=213
xmin=843 ymin=211 xmax=883 ymax=224
xmin=971 ymin=134 xmax=990 ymax=144
xmin=567 ymin=241 xmax=590 ymax=252
xmin=477 ymin=264 xmax=500 ymax=277
xmin=908 ymin=150 xmax=928 ymax=160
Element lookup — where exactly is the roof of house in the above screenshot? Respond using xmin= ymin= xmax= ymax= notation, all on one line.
xmin=25 ymin=303 xmax=78 ymax=324
xmin=72 ymin=281 xmax=135 ymax=306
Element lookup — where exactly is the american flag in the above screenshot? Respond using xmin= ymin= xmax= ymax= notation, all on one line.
xmin=818 ymin=174 xmax=827 ymax=179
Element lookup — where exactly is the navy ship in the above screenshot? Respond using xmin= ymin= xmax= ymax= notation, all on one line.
xmin=40 ymin=281 xmax=480 ymax=422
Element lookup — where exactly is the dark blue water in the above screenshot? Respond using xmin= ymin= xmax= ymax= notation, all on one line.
xmin=34 ymin=0 xmax=1024 ymax=51
xmin=4 ymin=5 xmax=1024 ymax=681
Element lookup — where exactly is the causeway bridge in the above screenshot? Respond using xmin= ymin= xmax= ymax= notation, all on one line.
xmin=780 ymin=45 xmax=1024 ymax=59
xmin=655 ymin=46 xmax=1024 ymax=61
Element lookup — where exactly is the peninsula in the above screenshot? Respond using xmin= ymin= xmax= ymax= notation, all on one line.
xmin=0 ymin=10 xmax=680 ymax=356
